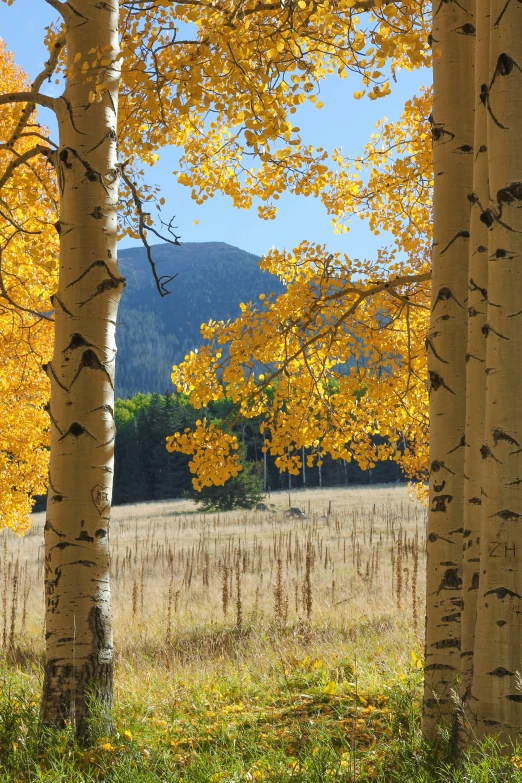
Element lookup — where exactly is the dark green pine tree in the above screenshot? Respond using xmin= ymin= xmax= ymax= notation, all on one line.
xmin=135 ymin=394 xmax=164 ymax=500
xmin=187 ymin=444 xmax=264 ymax=511
xmin=155 ymin=391 xmax=194 ymax=499
xmin=110 ymin=392 xmax=406 ymax=509
xmin=113 ymin=410 xmax=146 ymax=504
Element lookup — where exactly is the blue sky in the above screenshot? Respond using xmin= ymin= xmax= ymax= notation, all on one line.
xmin=1 ymin=4 xmax=430 ymax=259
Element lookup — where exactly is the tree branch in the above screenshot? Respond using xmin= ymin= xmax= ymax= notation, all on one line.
xmin=0 ymin=238 xmax=54 ymax=323
xmin=44 ymin=0 xmax=70 ymax=17
xmin=239 ymin=0 xmax=376 ymax=16
xmin=0 ymin=145 xmax=55 ymax=192
xmin=0 ymin=92 xmax=57 ymax=112
xmin=249 ymin=270 xmax=432 ymax=391
xmin=123 ymin=0 xmax=375 ymax=11
xmin=120 ymin=167 xmax=180 ymax=297
xmin=0 ymin=130 xmax=58 ymax=151
xmin=5 ymin=31 xmax=64 ymax=149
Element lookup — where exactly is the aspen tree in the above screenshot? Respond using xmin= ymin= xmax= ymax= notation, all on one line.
xmin=37 ymin=1 xmax=122 ymax=735
xmin=471 ymin=0 xmax=522 ymax=740
xmin=421 ymin=0 xmax=474 ymax=736
xmin=1 ymin=1 xmax=120 ymax=730
xmin=460 ymin=0 xmax=489 ymax=706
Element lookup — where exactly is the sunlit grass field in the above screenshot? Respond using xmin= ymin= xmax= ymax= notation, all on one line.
xmin=1 ymin=486 xmax=521 ymax=781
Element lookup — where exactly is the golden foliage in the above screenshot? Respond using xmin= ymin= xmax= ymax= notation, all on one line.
xmin=118 ymin=0 xmax=431 ymax=223
xmin=0 ymin=40 xmax=57 ymax=532
xmin=169 ymin=88 xmax=433 ymax=489
xmin=0 ymin=0 xmax=433 ymax=522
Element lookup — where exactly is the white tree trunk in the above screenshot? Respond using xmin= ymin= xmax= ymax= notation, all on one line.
xmin=460 ymin=0 xmax=489 ymax=707
xmin=41 ymin=0 xmax=122 ymax=737
xmin=423 ymin=0 xmax=475 ymax=737
xmin=472 ymin=0 xmax=522 ymax=739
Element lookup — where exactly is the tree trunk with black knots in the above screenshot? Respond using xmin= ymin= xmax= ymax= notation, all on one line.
xmin=422 ymin=0 xmax=475 ymax=739
xmin=459 ymin=0 xmax=489 ymax=716
xmin=40 ymin=0 xmax=122 ymax=739
xmin=472 ymin=0 xmax=522 ymax=740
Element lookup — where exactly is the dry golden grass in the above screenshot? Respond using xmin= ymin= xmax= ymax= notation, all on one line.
xmin=3 ymin=491 xmax=522 ymax=781
xmin=14 ymin=488 xmax=520 ymax=783
xmin=1 ymin=485 xmax=426 ymax=698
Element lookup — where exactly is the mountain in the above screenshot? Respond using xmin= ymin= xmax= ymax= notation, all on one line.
xmin=115 ymin=242 xmax=285 ymax=399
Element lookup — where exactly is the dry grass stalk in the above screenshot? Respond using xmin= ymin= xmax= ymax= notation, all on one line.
xmin=235 ymin=552 xmax=243 ymax=633
xmin=8 ymin=558 xmax=19 ymax=652
xmin=303 ymin=539 xmax=313 ymax=620
xmin=222 ymin=565 xmax=229 ymax=617
xmin=140 ymin=560 xmax=145 ymax=612
xmin=2 ymin=538 xmax=7 ymax=649
xmin=132 ymin=580 xmax=138 ymax=616
xmin=412 ymin=528 xmax=419 ymax=633
xmin=20 ymin=579 xmax=30 ymax=639
xmin=203 ymin=552 xmax=210 ymax=588
xmin=166 ymin=567 xmax=174 ymax=644
xmin=274 ymin=558 xmax=284 ymax=628
xmin=396 ymin=531 xmax=403 ymax=611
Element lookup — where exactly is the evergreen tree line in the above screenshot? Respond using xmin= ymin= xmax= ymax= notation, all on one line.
xmin=111 ymin=392 xmax=405 ymax=506
xmin=33 ymin=391 xmax=405 ymax=512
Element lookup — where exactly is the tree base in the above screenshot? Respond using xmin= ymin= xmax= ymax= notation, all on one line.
xmin=40 ymin=657 xmax=113 ymax=742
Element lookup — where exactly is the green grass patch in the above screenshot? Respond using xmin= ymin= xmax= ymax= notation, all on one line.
xmin=1 ymin=655 xmax=522 ymax=782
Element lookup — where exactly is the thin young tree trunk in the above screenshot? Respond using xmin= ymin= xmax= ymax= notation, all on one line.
xmin=460 ymin=0 xmax=490 ymax=709
xmin=422 ymin=0 xmax=475 ymax=738
xmin=40 ymin=0 xmax=122 ymax=737
xmin=472 ymin=0 xmax=522 ymax=740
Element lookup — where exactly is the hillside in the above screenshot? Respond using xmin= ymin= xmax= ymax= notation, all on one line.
xmin=116 ymin=242 xmax=284 ymax=399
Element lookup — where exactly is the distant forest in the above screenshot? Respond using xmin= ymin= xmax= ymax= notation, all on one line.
xmin=111 ymin=392 xmax=404 ymax=506
xmin=33 ymin=391 xmax=404 ymax=511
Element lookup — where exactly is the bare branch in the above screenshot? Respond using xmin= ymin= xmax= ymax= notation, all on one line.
xmin=121 ymin=167 xmax=180 ymax=297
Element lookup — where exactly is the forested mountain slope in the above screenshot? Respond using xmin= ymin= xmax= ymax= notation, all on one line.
xmin=116 ymin=242 xmax=284 ymax=398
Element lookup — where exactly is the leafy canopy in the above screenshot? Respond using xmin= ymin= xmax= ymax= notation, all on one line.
xmin=167 ymin=85 xmax=433 ymax=492
xmin=0 ymin=41 xmax=57 ymax=533
xmin=0 ymin=0 xmax=431 ymax=527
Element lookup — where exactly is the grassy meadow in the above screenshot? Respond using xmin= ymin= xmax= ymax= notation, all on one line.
xmin=1 ymin=486 xmax=521 ymax=781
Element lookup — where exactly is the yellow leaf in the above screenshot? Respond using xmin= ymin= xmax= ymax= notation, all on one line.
xmin=323 ymin=681 xmax=336 ymax=695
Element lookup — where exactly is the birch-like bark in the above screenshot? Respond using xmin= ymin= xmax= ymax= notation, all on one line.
xmin=40 ymin=0 xmax=122 ymax=737
xmin=422 ymin=0 xmax=475 ymax=737
xmin=460 ymin=0 xmax=490 ymax=706
xmin=472 ymin=0 xmax=522 ymax=740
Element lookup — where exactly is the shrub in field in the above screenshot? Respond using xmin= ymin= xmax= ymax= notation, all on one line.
xmin=187 ymin=446 xmax=264 ymax=512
